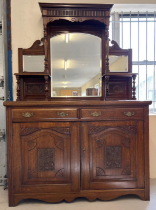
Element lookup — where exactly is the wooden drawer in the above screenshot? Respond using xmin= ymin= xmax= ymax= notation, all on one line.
xmin=12 ymin=109 xmax=78 ymax=121
xmin=81 ymin=108 xmax=143 ymax=120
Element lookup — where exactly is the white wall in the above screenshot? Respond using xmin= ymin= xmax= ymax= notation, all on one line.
xmin=11 ymin=0 xmax=156 ymax=178
xmin=149 ymin=115 xmax=156 ymax=178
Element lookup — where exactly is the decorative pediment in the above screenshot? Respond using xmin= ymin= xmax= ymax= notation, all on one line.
xmin=39 ymin=3 xmax=113 ymax=26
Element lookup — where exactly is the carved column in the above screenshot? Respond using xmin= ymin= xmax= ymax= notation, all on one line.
xmin=105 ymin=26 xmax=109 ymax=73
xmin=44 ymin=76 xmax=49 ymax=101
xmin=105 ymin=76 xmax=110 ymax=98
xmin=132 ymin=75 xmax=136 ymax=100
xmin=16 ymin=75 xmax=20 ymax=101
xmin=43 ymin=24 xmax=49 ymax=74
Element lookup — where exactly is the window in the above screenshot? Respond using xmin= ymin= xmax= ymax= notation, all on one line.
xmin=110 ymin=11 xmax=156 ymax=113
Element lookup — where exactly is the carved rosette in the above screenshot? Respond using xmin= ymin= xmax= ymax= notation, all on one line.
xmin=96 ymin=167 xmax=105 ymax=176
xmin=38 ymin=148 xmax=55 ymax=171
xmin=28 ymin=169 xmax=37 ymax=179
xmin=122 ymin=165 xmax=131 ymax=175
xmin=105 ymin=146 xmax=122 ymax=169
xmin=27 ymin=84 xmax=44 ymax=94
xmin=55 ymin=168 xmax=65 ymax=178
xmin=122 ymin=137 xmax=130 ymax=148
xmin=109 ymin=84 xmax=125 ymax=93
xmin=54 ymin=138 xmax=64 ymax=150
xmin=28 ymin=139 xmax=37 ymax=151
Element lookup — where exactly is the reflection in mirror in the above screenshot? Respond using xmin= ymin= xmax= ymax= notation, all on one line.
xmin=109 ymin=55 xmax=128 ymax=72
xmin=50 ymin=33 xmax=101 ymax=97
xmin=23 ymin=55 xmax=45 ymax=72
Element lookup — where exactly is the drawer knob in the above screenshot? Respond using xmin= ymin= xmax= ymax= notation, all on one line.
xmin=57 ymin=112 xmax=68 ymax=117
xmin=22 ymin=112 xmax=33 ymax=118
xmin=124 ymin=111 xmax=135 ymax=117
xmin=91 ymin=111 xmax=101 ymax=117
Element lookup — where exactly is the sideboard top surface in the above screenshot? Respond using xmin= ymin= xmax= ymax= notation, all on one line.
xmin=3 ymin=100 xmax=152 ymax=107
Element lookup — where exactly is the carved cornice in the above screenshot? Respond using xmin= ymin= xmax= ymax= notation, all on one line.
xmin=109 ymin=40 xmax=122 ymax=51
xmin=47 ymin=9 xmax=106 ymax=17
xmin=39 ymin=3 xmax=113 ymax=26
xmin=27 ymin=39 xmax=44 ymax=51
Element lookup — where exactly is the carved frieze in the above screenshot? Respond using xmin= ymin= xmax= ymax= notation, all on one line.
xmin=89 ymin=125 xmax=136 ymax=135
xmin=27 ymin=84 xmax=44 ymax=94
xmin=109 ymin=84 xmax=126 ymax=94
xmin=21 ymin=128 xmax=40 ymax=136
xmin=89 ymin=126 xmax=109 ymax=135
xmin=119 ymin=126 xmax=137 ymax=135
xmin=21 ymin=127 xmax=71 ymax=136
xmin=38 ymin=148 xmax=55 ymax=171
xmin=50 ymin=127 xmax=71 ymax=135
xmin=105 ymin=146 xmax=122 ymax=169
xmin=47 ymin=9 xmax=105 ymax=17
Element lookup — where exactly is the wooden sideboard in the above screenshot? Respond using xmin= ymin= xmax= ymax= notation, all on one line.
xmin=3 ymin=100 xmax=151 ymax=206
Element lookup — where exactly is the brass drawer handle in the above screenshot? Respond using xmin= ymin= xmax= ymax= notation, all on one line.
xmin=57 ymin=112 xmax=68 ymax=117
xmin=22 ymin=112 xmax=33 ymax=118
xmin=124 ymin=111 xmax=135 ymax=117
xmin=91 ymin=111 xmax=101 ymax=117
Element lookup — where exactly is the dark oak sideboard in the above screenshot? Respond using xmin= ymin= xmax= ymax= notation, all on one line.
xmin=3 ymin=100 xmax=151 ymax=206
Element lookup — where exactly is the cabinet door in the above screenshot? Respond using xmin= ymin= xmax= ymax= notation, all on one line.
xmin=81 ymin=121 xmax=144 ymax=190
xmin=12 ymin=122 xmax=80 ymax=193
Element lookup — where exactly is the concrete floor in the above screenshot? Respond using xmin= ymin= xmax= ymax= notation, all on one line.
xmin=0 ymin=179 xmax=156 ymax=210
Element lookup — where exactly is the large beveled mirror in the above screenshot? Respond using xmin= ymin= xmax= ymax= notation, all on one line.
xmin=50 ymin=33 xmax=102 ymax=97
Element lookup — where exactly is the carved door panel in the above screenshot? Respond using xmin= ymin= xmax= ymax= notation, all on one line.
xmin=12 ymin=122 xmax=80 ymax=193
xmin=81 ymin=121 xmax=144 ymax=190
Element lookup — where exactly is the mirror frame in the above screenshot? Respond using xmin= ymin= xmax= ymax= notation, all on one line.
xmin=108 ymin=40 xmax=132 ymax=74
xmin=18 ymin=39 xmax=45 ymax=74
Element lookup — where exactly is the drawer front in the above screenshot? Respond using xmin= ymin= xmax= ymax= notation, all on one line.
xmin=81 ymin=108 xmax=143 ymax=120
xmin=12 ymin=109 xmax=78 ymax=121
